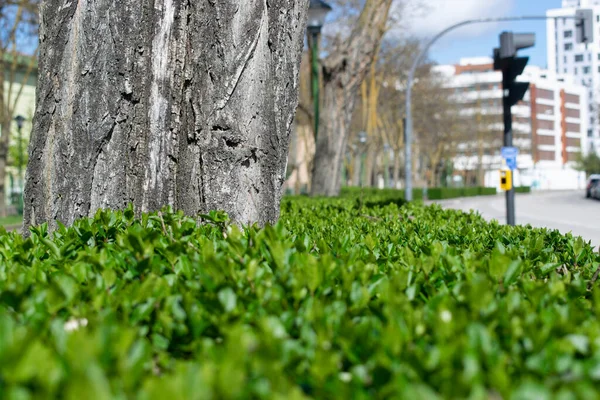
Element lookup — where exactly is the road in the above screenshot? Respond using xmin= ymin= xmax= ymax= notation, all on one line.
xmin=429 ymin=191 xmax=600 ymax=250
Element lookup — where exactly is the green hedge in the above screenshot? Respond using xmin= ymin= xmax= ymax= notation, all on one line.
xmin=340 ymin=186 xmax=498 ymax=201
xmin=514 ymin=186 xmax=532 ymax=193
xmin=425 ymin=186 xmax=497 ymax=200
xmin=0 ymin=196 xmax=598 ymax=398
xmin=339 ymin=186 xmax=423 ymax=201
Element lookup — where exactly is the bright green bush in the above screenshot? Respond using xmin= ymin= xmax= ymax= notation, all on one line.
xmin=0 ymin=196 xmax=598 ymax=399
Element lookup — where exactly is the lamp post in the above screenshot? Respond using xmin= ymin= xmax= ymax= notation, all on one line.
xmin=307 ymin=0 xmax=332 ymax=140
xmin=14 ymin=115 xmax=25 ymax=211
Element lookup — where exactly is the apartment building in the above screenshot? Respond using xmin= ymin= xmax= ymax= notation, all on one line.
xmin=547 ymin=0 xmax=600 ymax=151
xmin=433 ymin=57 xmax=588 ymax=191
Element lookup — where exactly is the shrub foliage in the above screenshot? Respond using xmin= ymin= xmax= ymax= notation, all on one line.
xmin=0 ymin=196 xmax=598 ymax=399
xmin=340 ymin=186 xmax=501 ymax=201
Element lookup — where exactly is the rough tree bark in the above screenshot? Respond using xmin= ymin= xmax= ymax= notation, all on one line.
xmin=310 ymin=0 xmax=392 ymax=196
xmin=24 ymin=1 xmax=308 ymax=231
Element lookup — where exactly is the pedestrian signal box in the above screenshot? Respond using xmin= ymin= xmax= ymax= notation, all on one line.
xmin=500 ymin=170 xmax=512 ymax=191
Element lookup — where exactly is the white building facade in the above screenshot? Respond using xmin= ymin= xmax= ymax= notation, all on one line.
xmin=547 ymin=0 xmax=600 ymax=152
xmin=433 ymin=58 xmax=589 ymax=191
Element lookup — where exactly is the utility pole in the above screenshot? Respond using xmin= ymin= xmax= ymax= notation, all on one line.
xmin=494 ymin=32 xmax=535 ymax=226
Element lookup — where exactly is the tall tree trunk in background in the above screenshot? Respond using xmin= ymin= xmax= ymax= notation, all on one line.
xmin=353 ymin=154 xmax=362 ymax=186
xmin=310 ymin=0 xmax=392 ymax=196
xmin=387 ymin=118 xmax=404 ymax=189
xmin=365 ymin=143 xmax=381 ymax=187
xmin=24 ymin=1 xmax=308 ymax=231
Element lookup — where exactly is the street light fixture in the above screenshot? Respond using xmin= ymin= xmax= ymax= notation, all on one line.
xmin=358 ymin=131 xmax=367 ymax=144
xmin=14 ymin=115 xmax=25 ymax=213
xmin=307 ymin=0 xmax=332 ymax=140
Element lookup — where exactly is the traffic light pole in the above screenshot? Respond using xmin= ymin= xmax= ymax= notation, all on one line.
xmin=403 ymin=13 xmax=591 ymax=203
xmin=502 ymin=84 xmax=516 ymax=226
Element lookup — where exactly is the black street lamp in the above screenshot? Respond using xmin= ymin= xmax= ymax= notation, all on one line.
xmin=307 ymin=0 xmax=332 ymax=140
xmin=14 ymin=115 xmax=25 ymax=212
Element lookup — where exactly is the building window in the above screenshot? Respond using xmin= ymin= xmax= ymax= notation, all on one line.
xmin=564 ymin=30 xmax=573 ymax=38
xmin=564 ymin=55 xmax=567 ymax=63
xmin=564 ymin=68 xmax=568 ymax=73
xmin=589 ymin=129 xmax=594 ymax=138
xmin=584 ymin=66 xmax=591 ymax=74
xmin=574 ymin=67 xmax=578 ymax=74
xmin=575 ymin=54 xmax=584 ymax=62
xmin=565 ymin=43 xmax=573 ymax=51
xmin=597 ymin=15 xmax=600 ymax=22
xmin=589 ymin=54 xmax=592 ymax=61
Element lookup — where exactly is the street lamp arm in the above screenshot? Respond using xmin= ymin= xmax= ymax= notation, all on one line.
xmin=408 ymin=14 xmax=577 ymax=90
xmin=403 ymin=14 xmax=585 ymax=201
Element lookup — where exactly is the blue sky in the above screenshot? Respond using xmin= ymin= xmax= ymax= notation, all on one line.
xmin=405 ymin=0 xmax=563 ymax=68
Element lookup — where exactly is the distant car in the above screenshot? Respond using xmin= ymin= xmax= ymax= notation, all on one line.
xmin=586 ymin=174 xmax=600 ymax=198
xmin=593 ymin=184 xmax=600 ymax=200
xmin=591 ymin=181 xmax=600 ymax=200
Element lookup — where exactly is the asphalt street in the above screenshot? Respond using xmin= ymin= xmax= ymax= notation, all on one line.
xmin=429 ymin=190 xmax=600 ymax=251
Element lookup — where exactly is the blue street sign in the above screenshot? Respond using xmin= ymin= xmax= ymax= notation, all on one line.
xmin=502 ymin=146 xmax=518 ymax=171
xmin=501 ymin=146 xmax=518 ymax=158
xmin=506 ymin=157 xmax=517 ymax=170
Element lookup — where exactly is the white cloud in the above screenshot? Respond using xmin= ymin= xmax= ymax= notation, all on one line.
xmin=400 ymin=0 xmax=516 ymax=38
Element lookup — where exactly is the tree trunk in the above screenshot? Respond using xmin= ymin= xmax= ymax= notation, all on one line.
xmin=353 ymin=152 xmax=361 ymax=186
xmin=310 ymin=0 xmax=392 ymax=196
xmin=392 ymin=149 xmax=401 ymax=189
xmin=24 ymin=1 xmax=308 ymax=231
xmin=477 ymin=130 xmax=485 ymax=186
xmin=364 ymin=144 xmax=376 ymax=187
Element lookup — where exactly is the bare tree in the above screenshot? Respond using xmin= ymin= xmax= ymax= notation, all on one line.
xmin=373 ymin=39 xmax=455 ymax=189
xmin=0 ymin=0 xmax=39 ymax=216
xmin=310 ymin=0 xmax=394 ymax=196
xmin=24 ymin=1 xmax=308 ymax=231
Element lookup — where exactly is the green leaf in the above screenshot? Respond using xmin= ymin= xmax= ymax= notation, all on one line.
xmin=504 ymin=260 xmax=522 ymax=286
xmin=218 ymin=287 xmax=237 ymax=313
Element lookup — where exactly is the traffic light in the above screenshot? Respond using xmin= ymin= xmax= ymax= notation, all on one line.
xmin=576 ymin=9 xmax=594 ymax=44
xmin=493 ymin=32 xmax=535 ymax=107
